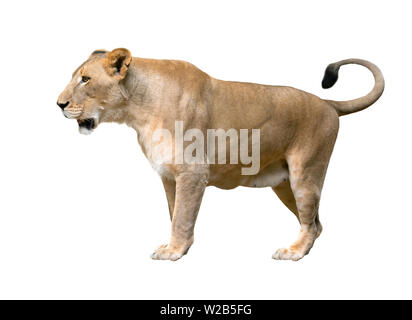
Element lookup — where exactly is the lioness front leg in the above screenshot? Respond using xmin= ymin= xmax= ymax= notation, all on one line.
xmin=151 ymin=172 xmax=207 ymax=261
xmin=161 ymin=177 xmax=176 ymax=220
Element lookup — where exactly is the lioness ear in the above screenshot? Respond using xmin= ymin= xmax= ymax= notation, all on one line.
xmin=89 ymin=49 xmax=108 ymax=59
xmin=102 ymin=48 xmax=132 ymax=80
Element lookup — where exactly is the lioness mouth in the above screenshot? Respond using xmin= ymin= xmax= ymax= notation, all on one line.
xmin=77 ymin=118 xmax=95 ymax=130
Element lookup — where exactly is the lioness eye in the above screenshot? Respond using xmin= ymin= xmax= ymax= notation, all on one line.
xmin=81 ymin=76 xmax=90 ymax=83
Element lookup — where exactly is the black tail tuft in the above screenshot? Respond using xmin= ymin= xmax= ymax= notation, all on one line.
xmin=321 ymin=63 xmax=339 ymax=89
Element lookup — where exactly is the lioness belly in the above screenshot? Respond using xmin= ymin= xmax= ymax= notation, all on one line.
xmin=239 ymin=161 xmax=288 ymax=188
xmin=209 ymin=161 xmax=289 ymax=189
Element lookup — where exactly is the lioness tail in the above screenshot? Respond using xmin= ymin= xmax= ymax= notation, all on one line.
xmin=322 ymin=58 xmax=384 ymax=116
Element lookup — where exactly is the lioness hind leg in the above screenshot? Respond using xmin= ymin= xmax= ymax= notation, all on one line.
xmin=272 ymin=180 xmax=323 ymax=237
xmin=272 ymin=136 xmax=337 ymax=261
xmin=272 ymin=108 xmax=338 ymax=261
xmin=272 ymin=180 xmax=299 ymax=222
xmin=272 ymin=165 xmax=323 ymax=261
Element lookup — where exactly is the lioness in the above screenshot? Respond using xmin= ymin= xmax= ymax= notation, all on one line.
xmin=57 ymin=48 xmax=384 ymax=261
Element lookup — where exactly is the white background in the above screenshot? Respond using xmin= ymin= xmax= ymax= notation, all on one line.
xmin=0 ymin=0 xmax=410 ymax=299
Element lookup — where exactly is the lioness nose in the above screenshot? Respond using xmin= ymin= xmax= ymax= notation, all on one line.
xmin=57 ymin=101 xmax=69 ymax=110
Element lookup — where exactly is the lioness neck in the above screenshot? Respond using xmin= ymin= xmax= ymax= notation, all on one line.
xmin=101 ymin=57 xmax=211 ymax=159
xmin=115 ymin=59 xmax=167 ymax=156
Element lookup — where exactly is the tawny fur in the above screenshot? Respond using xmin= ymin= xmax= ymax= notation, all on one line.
xmin=58 ymin=48 xmax=384 ymax=261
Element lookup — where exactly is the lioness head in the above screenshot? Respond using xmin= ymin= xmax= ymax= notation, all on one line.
xmin=57 ymin=48 xmax=132 ymax=134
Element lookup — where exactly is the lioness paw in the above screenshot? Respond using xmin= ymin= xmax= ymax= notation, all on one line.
xmin=272 ymin=248 xmax=305 ymax=261
xmin=151 ymin=244 xmax=185 ymax=261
